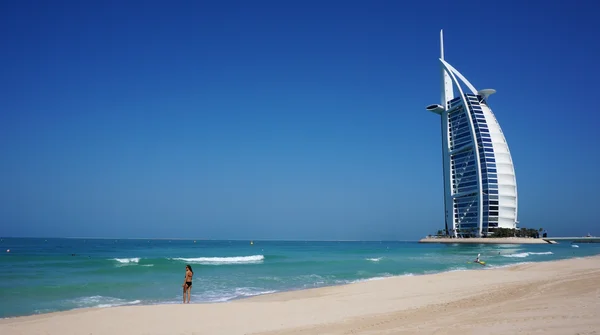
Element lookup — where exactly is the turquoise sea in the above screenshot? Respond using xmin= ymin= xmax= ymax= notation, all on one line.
xmin=1 ymin=238 xmax=598 ymax=318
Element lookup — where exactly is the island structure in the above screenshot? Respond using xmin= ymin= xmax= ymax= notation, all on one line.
xmin=419 ymin=235 xmax=600 ymax=244
xmin=419 ymin=237 xmax=553 ymax=244
xmin=423 ymin=30 xmax=520 ymax=243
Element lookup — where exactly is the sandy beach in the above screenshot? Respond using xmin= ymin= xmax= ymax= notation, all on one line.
xmin=2 ymin=256 xmax=599 ymax=335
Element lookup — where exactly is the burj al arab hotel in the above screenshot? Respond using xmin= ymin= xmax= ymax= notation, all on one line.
xmin=426 ymin=30 xmax=518 ymax=238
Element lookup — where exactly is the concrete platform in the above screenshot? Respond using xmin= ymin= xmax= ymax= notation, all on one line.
xmin=418 ymin=237 xmax=552 ymax=244
xmin=543 ymin=237 xmax=600 ymax=243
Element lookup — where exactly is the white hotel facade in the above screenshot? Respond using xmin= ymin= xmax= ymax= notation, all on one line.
xmin=426 ymin=30 xmax=518 ymax=237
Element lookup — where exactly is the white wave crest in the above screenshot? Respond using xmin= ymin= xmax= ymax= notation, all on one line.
xmin=172 ymin=255 xmax=264 ymax=265
xmin=113 ymin=258 xmax=140 ymax=264
xmin=502 ymin=253 xmax=529 ymax=258
xmin=97 ymin=300 xmax=141 ymax=308
xmin=192 ymin=287 xmax=277 ymax=302
xmin=485 ymin=261 xmax=532 ymax=269
xmin=366 ymin=257 xmax=382 ymax=262
xmin=68 ymin=296 xmax=141 ymax=309
xmin=502 ymin=251 xmax=553 ymax=258
xmin=346 ymin=273 xmax=407 ymax=284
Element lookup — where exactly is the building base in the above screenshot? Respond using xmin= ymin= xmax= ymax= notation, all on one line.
xmin=419 ymin=237 xmax=553 ymax=244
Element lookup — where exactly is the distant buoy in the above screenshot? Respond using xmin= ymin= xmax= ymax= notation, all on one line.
xmin=194 ymin=241 xmax=196 ymax=243
xmin=250 ymin=241 xmax=254 ymax=245
xmin=6 ymin=249 xmax=9 ymax=253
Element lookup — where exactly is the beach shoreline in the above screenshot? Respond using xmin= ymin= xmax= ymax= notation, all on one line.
xmin=2 ymin=255 xmax=599 ymax=335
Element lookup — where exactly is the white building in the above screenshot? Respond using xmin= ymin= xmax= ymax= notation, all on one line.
xmin=426 ymin=30 xmax=518 ymax=237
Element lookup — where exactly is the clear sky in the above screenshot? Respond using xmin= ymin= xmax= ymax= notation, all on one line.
xmin=1 ymin=0 xmax=599 ymax=240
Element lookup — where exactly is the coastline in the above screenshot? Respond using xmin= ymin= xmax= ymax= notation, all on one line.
xmin=419 ymin=236 xmax=552 ymax=244
xmin=2 ymin=255 xmax=599 ymax=335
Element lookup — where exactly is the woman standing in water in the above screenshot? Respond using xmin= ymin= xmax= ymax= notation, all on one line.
xmin=182 ymin=264 xmax=193 ymax=303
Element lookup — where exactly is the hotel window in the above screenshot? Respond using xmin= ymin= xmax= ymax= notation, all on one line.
xmin=454 ymin=136 xmax=473 ymax=145
xmin=453 ymin=141 xmax=472 ymax=149
xmin=458 ymin=176 xmax=478 ymax=183
xmin=452 ymin=134 xmax=471 ymax=143
xmin=454 ymin=131 xmax=471 ymax=140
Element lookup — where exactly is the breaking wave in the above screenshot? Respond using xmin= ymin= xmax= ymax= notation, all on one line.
xmin=171 ymin=255 xmax=265 ymax=265
xmin=366 ymin=257 xmax=382 ymax=262
xmin=68 ymin=296 xmax=141 ymax=309
xmin=501 ymin=251 xmax=553 ymax=258
xmin=112 ymin=258 xmax=140 ymax=264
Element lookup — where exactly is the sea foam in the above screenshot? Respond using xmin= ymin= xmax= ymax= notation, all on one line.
xmin=112 ymin=258 xmax=140 ymax=264
xmin=68 ymin=296 xmax=141 ymax=309
xmin=501 ymin=251 xmax=553 ymax=258
xmin=192 ymin=287 xmax=277 ymax=302
xmin=171 ymin=255 xmax=264 ymax=265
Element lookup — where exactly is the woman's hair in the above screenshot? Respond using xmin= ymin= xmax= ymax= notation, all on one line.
xmin=186 ymin=264 xmax=193 ymax=274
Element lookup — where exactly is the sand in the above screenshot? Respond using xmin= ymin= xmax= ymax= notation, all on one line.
xmin=2 ymin=256 xmax=599 ymax=335
xmin=419 ymin=237 xmax=552 ymax=244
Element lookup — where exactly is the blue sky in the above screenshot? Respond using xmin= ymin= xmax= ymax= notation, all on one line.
xmin=1 ymin=0 xmax=599 ymax=240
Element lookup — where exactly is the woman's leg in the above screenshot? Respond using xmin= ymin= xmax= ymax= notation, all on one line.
xmin=182 ymin=285 xmax=187 ymax=303
xmin=186 ymin=285 xmax=191 ymax=303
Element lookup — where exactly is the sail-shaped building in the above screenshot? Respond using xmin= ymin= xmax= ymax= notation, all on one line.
xmin=426 ymin=30 xmax=518 ymax=237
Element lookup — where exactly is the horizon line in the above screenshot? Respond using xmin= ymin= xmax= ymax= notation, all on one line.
xmin=0 ymin=236 xmax=421 ymax=242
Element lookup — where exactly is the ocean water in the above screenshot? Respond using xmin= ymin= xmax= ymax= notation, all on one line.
xmin=1 ymin=238 xmax=599 ymax=318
